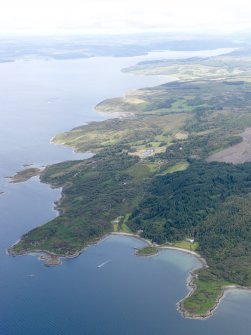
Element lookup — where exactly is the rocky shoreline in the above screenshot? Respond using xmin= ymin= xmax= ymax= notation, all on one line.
xmin=7 ymin=231 xmax=251 ymax=318
xmin=177 ymin=274 xmax=251 ymax=320
xmin=6 ymin=167 xmax=44 ymax=183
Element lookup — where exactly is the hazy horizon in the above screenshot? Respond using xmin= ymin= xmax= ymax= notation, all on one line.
xmin=1 ymin=0 xmax=251 ymax=36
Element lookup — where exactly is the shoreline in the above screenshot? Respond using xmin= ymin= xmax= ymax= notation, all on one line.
xmin=145 ymin=240 xmax=251 ymax=320
xmin=6 ymin=166 xmax=45 ymax=184
xmin=7 ymin=232 xmax=114 ymax=266
xmin=7 ymin=53 xmax=251 ymax=319
xmin=178 ymin=277 xmax=251 ymax=320
xmin=8 ymin=109 xmax=251 ymax=319
xmin=49 ymin=106 xmax=135 ymax=155
xmin=7 ymin=230 xmax=251 ymax=317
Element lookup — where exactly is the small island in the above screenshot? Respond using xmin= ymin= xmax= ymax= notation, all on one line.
xmin=9 ymin=48 xmax=251 ymax=318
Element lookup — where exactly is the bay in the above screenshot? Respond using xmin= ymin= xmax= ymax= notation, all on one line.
xmin=0 ymin=47 xmax=250 ymax=335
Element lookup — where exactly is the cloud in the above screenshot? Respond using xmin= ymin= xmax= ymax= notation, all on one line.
xmin=1 ymin=0 xmax=251 ymax=34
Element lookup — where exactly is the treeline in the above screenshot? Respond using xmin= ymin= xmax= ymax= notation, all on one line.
xmin=14 ymin=150 xmax=145 ymax=255
xmin=129 ymin=161 xmax=251 ymax=285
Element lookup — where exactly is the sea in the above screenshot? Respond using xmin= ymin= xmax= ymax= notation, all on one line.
xmin=0 ymin=47 xmax=250 ymax=335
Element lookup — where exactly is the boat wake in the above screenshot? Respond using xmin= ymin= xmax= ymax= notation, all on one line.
xmin=97 ymin=259 xmax=111 ymax=268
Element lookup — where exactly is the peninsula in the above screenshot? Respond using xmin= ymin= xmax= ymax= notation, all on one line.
xmin=9 ymin=48 xmax=251 ymax=318
xmin=7 ymin=167 xmax=43 ymax=183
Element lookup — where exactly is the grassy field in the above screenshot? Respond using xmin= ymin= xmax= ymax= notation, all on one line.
xmin=162 ymin=162 xmax=189 ymax=174
xmin=10 ymin=51 xmax=251 ymax=318
xmin=53 ymin=112 xmax=190 ymax=156
xmin=123 ymin=52 xmax=251 ymax=81
xmin=183 ymin=270 xmax=231 ymax=317
xmin=173 ymin=240 xmax=199 ymax=251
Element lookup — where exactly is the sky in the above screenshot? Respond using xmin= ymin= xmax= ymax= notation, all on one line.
xmin=1 ymin=0 xmax=251 ymax=35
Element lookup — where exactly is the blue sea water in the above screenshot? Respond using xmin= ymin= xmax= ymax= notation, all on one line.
xmin=0 ymin=47 xmax=251 ymax=335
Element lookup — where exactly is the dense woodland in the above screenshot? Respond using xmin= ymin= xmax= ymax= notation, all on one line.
xmin=12 ymin=79 xmax=251 ymax=286
xmin=12 ymin=150 xmax=144 ymax=255
xmin=10 ymin=51 xmax=251 ymax=316
xmin=130 ymin=161 xmax=251 ymax=285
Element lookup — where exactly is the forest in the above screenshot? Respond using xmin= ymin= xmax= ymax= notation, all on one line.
xmin=9 ymin=50 xmax=251 ymax=317
xmin=130 ymin=160 xmax=251 ymax=286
